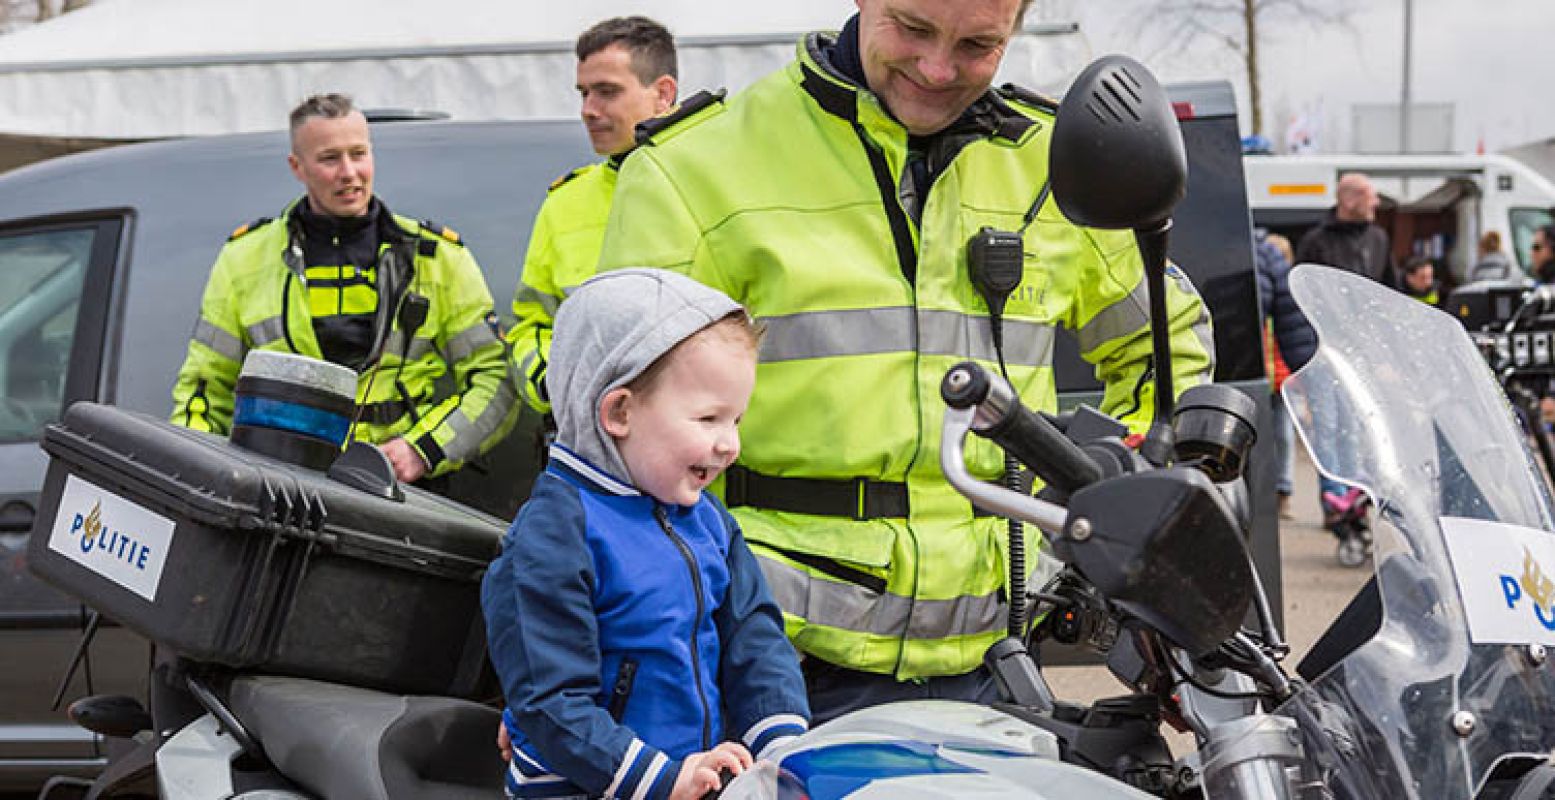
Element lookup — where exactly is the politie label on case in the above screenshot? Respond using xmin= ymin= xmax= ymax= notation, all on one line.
xmin=1442 ymin=516 xmax=1555 ymax=646
xmin=47 ymin=474 xmax=174 ymax=602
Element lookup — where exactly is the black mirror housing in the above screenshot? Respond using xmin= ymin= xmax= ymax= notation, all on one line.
xmin=1050 ymin=55 xmax=1187 ymax=231
xmin=1056 ymin=467 xmax=1255 ymax=657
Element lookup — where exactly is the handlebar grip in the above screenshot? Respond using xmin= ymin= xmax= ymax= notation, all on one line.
xmin=986 ymin=396 xmax=1104 ymax=493
xmin=942 ymin=362 xmax=1104 ymax=494
xmin=698 ymin=767 xmax=736 ymax=800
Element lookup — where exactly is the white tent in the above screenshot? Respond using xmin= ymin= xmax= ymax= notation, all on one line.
xmin=0 ymin=0 xmax=1083 ymax=140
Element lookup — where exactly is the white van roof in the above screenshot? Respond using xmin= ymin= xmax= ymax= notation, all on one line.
xmin=1244 ymin=153 xmax=1555 ymax=211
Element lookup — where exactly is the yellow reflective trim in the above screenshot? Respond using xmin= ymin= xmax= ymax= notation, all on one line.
xmin=307 ymin=283 xmax=378 ymax=317
xmin=1267 ymin=183 xmax=1328 ymax=196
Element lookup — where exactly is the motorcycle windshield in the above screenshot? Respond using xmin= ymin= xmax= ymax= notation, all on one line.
xmin=1277 ymin=265 xmax=1555 ymax=799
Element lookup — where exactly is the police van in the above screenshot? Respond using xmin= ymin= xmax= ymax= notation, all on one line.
xmin=0 ymin=82 xmax=1277 ymax=791
xmin=1244 ymin=153 xmax=1555 ymax=282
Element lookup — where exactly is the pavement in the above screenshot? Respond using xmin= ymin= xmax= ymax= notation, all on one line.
xmin=1044 ymin=445 xmax=1371 ymax=738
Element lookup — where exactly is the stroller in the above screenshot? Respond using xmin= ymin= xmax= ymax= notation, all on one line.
xmin=1322 ymin=485 xmax=1373 ymax=567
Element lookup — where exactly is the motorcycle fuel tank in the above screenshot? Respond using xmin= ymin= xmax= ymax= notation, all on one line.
xmin=722 ymin=700 xmax=1156 ymax=800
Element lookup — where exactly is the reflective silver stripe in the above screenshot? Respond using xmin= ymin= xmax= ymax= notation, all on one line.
xmin=382 ymin=330 xmax=435 ymax=362
xmin=1076 ymin=281 xmax=1149 ymax=355
xmin=513 ymin=284 xmax=561 ymax=317
xmin=918 ymin=309 xmax=1054 ymax=367
xmin=438 ymin=378 xmax=518 ymax=463
xmin=756 ymin=554 xmax=1004 ymax=640
xmin=1192 ymin=306 xmax=1217 ymax=366
xmin=192 ymin=318 xmax=244 ymax=362
xmin=444 ymin=322 xmax=500 ymax=364
xmin=760 ymin=307 xmax=1055 ymax=368
xmin=245 ymin=316 xmax=287 ymax=348
xmin=759 ymin=307 xmax=914 ymax=363
xmin=1169 ymin=265 xmax=1218 ymax=367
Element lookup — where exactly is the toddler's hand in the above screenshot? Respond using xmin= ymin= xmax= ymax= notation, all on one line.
xmin=496 ymin=720 xmax=512 ymax=762
xmin=669 ymin=741 xmax=753 ymax=800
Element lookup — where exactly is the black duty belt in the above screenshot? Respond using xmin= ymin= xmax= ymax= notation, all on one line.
xmin=723 ymin=465 xmax=995 ymax=521
xmin=356 ymin=398 xmax=411 ymax=426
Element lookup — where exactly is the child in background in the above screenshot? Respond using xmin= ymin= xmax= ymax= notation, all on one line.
xmin=481 ymin=268 xmax=809 ymax=800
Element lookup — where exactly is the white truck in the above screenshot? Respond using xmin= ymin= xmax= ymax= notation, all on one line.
xmin=1243 ymin=153 xmax=1555 ymax=283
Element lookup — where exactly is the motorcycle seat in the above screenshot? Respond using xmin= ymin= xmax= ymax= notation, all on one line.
xmin=228 ymin=675 xmax=504 ymax=800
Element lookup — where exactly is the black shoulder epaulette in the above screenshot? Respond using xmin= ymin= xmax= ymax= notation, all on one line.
xmin=998 ymin=83 xmax=1059 ymax=113
xmin=228 ymin=216 xmax=273 ymax=242
xmin=634 ymin=88 xmax=728 ymax=146
xmin=419 ymin=219 xmax=463 ymax=246
xmin=549 ymin=167 xmax=586 ymax=192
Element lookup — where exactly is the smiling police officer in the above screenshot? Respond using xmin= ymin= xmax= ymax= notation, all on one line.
xmin=599 ymin=0 xmax=1216 ymax=722
xmin=170 ymin=93 xmax=517 ymax=485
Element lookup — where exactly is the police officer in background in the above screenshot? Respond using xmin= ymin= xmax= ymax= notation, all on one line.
xmin=508 ymin=17 xmax=678 ymax=413
xmin=170 ymin=93 xmax=518 ymax=485
xmin=599 ymin=0 xmax=1214 ymax=722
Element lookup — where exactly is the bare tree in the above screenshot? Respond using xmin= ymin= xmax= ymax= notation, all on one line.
xmin=9 ymin=0 xmax=89 ymax=28
xmin=1127 ymin=0 xmax=1355 ymax=137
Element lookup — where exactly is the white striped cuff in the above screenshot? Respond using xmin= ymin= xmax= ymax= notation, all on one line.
xmin=743 ymin=713 xmax=809 ymax=759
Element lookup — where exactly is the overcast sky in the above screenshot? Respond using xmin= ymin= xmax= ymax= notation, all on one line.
xmin=1056 ymin=0 xmax=1549 ymax=154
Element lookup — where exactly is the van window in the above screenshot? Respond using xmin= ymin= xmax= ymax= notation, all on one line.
xmin=1510 ymin=207 xmax=1552 ymax=275
xmin=0 ymin=227 xmax=91 ymax=442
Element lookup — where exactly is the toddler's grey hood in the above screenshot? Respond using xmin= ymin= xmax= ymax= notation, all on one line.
xmin=548 ymin=268 xmax=742 ymax=484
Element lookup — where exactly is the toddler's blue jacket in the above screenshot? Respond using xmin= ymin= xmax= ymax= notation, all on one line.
xmin=481 ymin=445 xmax=809 ymax=799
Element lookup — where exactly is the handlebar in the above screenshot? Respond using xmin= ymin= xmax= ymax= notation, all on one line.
xmin=940 ymin=360 xmax=1104 ymax=490
xmin=940 ymin=361 xmax=1108 ymax=534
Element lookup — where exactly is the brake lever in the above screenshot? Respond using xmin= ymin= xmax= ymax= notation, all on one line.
xmin=941 ymin=405 xmax=1067 ymax=534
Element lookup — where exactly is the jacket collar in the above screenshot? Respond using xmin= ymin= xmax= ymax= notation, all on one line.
xmin=278 ymin=196 xmax=417 ymax=369
xmin=1320 ymin=208 xmax=1376 ymax=234
xmin=547 ymin=444 xmax=706 ymax=519
xmin=547 ymin=443 xmax=641 ymax=498
xmin=796 ymin=24 xmax=1035 ymax=145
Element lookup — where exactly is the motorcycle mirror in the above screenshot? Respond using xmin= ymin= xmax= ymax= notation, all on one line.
xmin=1049 ymin=55 xmax=1187 ymax=231
xmin=1050 ymin=55 xmax=1189 ymax=466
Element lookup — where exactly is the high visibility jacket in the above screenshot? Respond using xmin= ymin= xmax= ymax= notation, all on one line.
xmin=509 ymin=160 xmax=619 ymax=413
xmin=170 ymin=200 xmax=520 ymax=478
xmin=598 ymin=35 xmax=1216 ymax=679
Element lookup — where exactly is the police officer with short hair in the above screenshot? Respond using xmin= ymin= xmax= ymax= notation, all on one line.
xmin=600 ymin=0 xmax=1215 ymax=722
xmin=170 ymin=93 xmax=518 ymax=484
xmin=509 ymin=16 xmax=678 ymax=413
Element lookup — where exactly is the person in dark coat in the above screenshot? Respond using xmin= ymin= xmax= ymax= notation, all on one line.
xmin=1256 ymin=231 xmax=1316 ymax=520
xmin=1296 ymin=173 xmax=1395 ymax=287
xmin=1293 ymin=173 xmax=1397 ymax=533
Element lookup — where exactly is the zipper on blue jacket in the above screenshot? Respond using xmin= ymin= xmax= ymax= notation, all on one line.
xmin=607 ymin=657 xmax=638 ymax=722
xmin=653 ymin=504 xmax=713 ymax=748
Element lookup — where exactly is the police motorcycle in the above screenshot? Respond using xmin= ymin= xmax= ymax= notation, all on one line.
xmin=713 ymin=57 xmax=1555 ymax=799
xmin=25 ymin=56 xmax=1555 ymax=800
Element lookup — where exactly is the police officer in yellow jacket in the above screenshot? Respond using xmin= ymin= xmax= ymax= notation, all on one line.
xmin=171 ymin=94 xmax=518 ymax=484
xmin=599 ymin=0 xmax=1215 ymax=721
xmin=509 ymin=17 xmax=678 ymax=412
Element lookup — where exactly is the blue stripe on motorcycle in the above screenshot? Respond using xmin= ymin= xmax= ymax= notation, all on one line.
xmin=778 ymin=741 xmax=985 ymax=800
